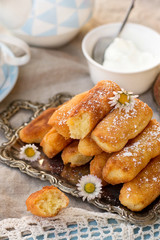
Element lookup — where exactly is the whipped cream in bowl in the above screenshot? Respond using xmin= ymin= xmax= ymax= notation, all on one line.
xmin=82 ymin=23 xmax=160 ymax=94
xmin=103 ymin=37 xmax=159 ymax=73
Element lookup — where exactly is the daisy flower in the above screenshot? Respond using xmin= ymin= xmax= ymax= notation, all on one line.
xmin=109 ymin=88 xmax=138 ymax=113
xmin=77 ymin=174 xmax=102 ymax=201
xmin=19 ymin=144 xmax=41 ymax=162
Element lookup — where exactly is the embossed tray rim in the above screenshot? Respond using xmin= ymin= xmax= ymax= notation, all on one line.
xmin=0 ymin=93 xmax=159 ymax=226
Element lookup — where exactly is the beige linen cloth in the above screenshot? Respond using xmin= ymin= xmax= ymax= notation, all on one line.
xmin=0 ymin=0 xmax=160 ymax=220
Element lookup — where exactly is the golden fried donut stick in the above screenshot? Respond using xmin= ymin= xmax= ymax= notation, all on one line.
xmin=67 ymin=80 xmax=121 ymax=139
xmin=90 ymin=152 xmax=111 ymax=186
xmin=102 ymin=119 xmax=160 ymax=185
xmin=61 ymin=140 xmax=92 ymax=167
xmin=78 ymin=134 xmax=103 ymax=156
xmin=48 ymin=92 xmax=88 ymax=139
xmin=40 ymin=127 xmax=71 ymax=158
xmin=19 ymin=108 xmax=57 ymax=143
xmin=91 ymin=99 xmax=152 ymax=153
xmin=119 ymin=155 xmax=160 ymax=211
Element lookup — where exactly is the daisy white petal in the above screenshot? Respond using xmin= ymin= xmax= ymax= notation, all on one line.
xmin=19 ymin=144 xmax=41 ymax=162
xmin=76 ymin=174 xmax=102 ymax=201
xmin=109 ymin=88 xmax=139 ymax=113
xmin=108 ymin=96 xmax=115 ymax=100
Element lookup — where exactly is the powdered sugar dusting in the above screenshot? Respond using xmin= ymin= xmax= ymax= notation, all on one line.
xmin=111 ymin=120 xmax=160 ymax=176
xmin=71 ymin=80 xmax=120 ymax=121
xmin=54 ymin=81 xmax=120 ymax=136
xmin=58 ymin=107 xmax=76 ymax=126
xmin=123 ymin=156 xmax=160 ymax=203
xmin=136 ymin=156 xmax=160 ymax=190
xmin=123 ymin=152 xmax=132 ymax=157
xmin=94 ymin=99 xmax=152 ymax=145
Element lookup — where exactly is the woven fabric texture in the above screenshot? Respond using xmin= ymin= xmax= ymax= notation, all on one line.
xmin=0 ymin=207 xmax=160 ymax=240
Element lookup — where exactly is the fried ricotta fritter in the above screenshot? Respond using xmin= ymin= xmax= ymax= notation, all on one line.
xmin=67 ymin=80 xmax=121 ymax=139
xmin=119 ymin=155 xmax=160 ymax=211
xmin=61 ymin=140 xmax=92 ymax=167
xmin=40 ymin=127 xmax=71 ymax=158
xmin=26 ymin=186 xmax=69 ymax=217
xmin=19 ymin=108 xmax=57 ymax=143
xmin=102 ymin=119 xmax=160 ymax=185
xmin=91 ymin=99 xmax=152 ymax=153
xmin=78 ymin=134 xmax=103 ymax=156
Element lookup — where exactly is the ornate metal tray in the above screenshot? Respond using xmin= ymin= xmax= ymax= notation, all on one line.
xmin=0 ymin=93 xmax=159 ymax=225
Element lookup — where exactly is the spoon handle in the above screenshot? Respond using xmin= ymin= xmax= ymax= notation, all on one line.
xmin=117 ymin=0 xmax=136 ymax=36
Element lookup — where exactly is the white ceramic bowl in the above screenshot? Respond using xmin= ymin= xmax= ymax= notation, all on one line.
xmin=82 ymin=23 xmax=160 ymax=94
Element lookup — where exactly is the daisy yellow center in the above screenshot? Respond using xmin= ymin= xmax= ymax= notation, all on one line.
xmin=24 ymin=147 xmax=35 ymax=157
xmin=84 ymin=183 xmax=95 ymax=193
xmin=118 ymin=93 xmax=130 ymax=105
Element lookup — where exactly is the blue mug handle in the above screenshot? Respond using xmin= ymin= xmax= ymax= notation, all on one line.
xmin=0 ymin=34 xmax=30 ymax=66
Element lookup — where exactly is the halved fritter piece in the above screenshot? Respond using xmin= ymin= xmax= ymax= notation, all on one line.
xmin=67 ymin=80 xmax=121 ymax=139
xmin=48 ymin=92 xmax=88 ymax=139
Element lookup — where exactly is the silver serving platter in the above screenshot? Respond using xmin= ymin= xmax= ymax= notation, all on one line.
xmin=0 ymin=93 xmax=159 ymax=225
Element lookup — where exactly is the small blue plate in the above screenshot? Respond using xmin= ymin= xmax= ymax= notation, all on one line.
xmin=0 ymin=42 xmax=18 ymax=102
